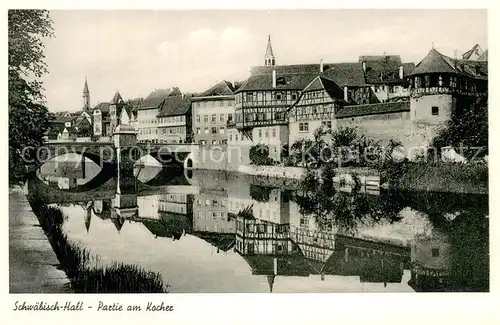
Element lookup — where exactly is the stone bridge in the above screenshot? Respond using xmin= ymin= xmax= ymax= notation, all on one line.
xmin=40 ymin=141 xmax=198 ymax=168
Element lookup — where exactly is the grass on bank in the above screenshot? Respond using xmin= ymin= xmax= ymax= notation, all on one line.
xmin=28 ymin=193 xmax=169 ymax=293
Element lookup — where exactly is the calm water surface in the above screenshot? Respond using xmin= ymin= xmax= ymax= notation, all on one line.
xmin=30 ymin=158 xmax=489 ymax=293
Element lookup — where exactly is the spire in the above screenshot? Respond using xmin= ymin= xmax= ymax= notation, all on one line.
xmin=264 ymin=35 xmax=275 ymax=66
xmin=83 ymin=76 xmax=89 ymax=94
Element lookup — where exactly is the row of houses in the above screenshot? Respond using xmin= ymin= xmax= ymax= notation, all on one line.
xmin=49 ymin=38 xmax=488 ymax=163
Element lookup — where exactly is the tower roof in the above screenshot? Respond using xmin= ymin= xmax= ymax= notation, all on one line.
xmin=265 ymin=35 xmax=275 ymax=59
xmin=83 ymin=78 xmax=89 ymax=94
xmin=110 ymin=91 xmax=124 ymax=104
xmin=409 ymin=48 xmax=460 ymax=76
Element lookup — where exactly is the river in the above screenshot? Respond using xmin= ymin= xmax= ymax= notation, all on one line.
xmin=28 ymin=157 xmax=489 ymax=293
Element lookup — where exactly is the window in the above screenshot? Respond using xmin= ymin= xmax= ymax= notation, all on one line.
xmin=235 ymin=134 xmax=239 ymax=141
xmin=229 ymin=134 xmax=233 ymax=141
xmin=219 ymin=127 xmax=225 ymax=134
xmin=212 ymin=140 xmax=217 ymax=145
xmin=272 ymin=128 xmax=276 ymax=137
xmin=196 ymin=128 xmax=201 ymax=134
xmin=212 ymin=127 xmax=217 ymax=134
xmin=247 ymin=92 xmax=253 ymax=102
xmin=258 ymin=130 xmax=262 ymax=138
xmin=220 ymin=114 xmax=224 ymax=122
xmin=291 ymin=93 xmax=297 ymax=101
xmin=228 ymin=113 xmax=233 ymax=122
xmin=204 ymin=127 xmax=209 ymax=134
xmin=275 ymin=92 xmax=282 ymax=100
xmin=299 ymin=122 xmax=309 ymax=132
xmin=432 ymin=248 xmax=440 ymax=257
xmin=273 ymin=147 xmax=277 ymax=153
xmin=211 ymin=114 xmax=216 ymax=122
xmin=205 ymin=199 xmax=211 ymax=206
xmin=265 ymin=130 xmax=269 ymax=138
xmin=432 ymin=106 xmax=439 ymax=116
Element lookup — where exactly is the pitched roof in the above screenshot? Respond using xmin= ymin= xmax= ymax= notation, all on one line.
xmin=477 ymin=49 xmax=488 ymax=61
xmin=322 ymin=63 xmax=367 ymax=87
xmin=192 ymin=232 xmax=235 ymax=252
xmin=197 ymin=80 xmax=236 ymax=97
xmin=94 ymin=102 xmax=110 ymax=113
xmin=359 ymin=55 xmax=402 ymax=64
xmin=302 ymin=76 xmax=346 ymax=101
xmin=462 ymin=44 xmax=484 ymax=60
xmin=360 ymin=55 xmax=404 ymax=84
xmin=402 ymin=62 xmax=416 ymax=76
xmin=51 ymin=115 xmax=73 ymax=124
xmin=265 ymin=35 xmax=275 ymax=58
xmin=237 ymin=65 xmax=321 ymax=93
xmin=409 ymin=48 xmax=462 ymax=76
xmin=110 ymin=91 xmax=124 ymax=105
xmin=157 ymin=95 xmax=192 ymax=117
xmin=336 ymin=101 xmax=410 ymax=119
xmin=63 ymin=126 xmax=78 ymax=134
xmin=141 ymin=88 xmax=174 ymax=109
xmin=241 ymin=254 xmax=312 ymax=277
xmin=83 ymin=78 xmax=89 ymax=94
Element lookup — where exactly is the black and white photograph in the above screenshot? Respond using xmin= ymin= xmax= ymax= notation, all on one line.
xmin=8 ymin=6 xmax=491 ymax=303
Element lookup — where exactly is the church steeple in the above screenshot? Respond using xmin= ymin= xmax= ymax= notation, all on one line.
xmin=264 ymin=35 xmax=275 ymax=66
xmin=82 ymin=77 xmax=90 ymax=111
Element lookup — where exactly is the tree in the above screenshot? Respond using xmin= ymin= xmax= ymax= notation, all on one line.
xmin=432 ymin=97 xmax=488 ymax=159
xmin=9 ymin=10 xmax=54 ymax=183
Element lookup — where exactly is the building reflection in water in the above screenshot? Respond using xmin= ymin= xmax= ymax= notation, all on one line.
xmin=34 ymin=166 xmax=488 ymax=293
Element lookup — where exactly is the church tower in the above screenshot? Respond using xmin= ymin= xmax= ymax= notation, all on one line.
xmin=264 ymin=35 xmax=275 ymax=66
xmin=82 ymin=77 xmax=90 ymax=111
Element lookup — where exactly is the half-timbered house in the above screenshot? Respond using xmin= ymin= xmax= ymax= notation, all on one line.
xmin=288 ymin=75 xmax=347 ymax=146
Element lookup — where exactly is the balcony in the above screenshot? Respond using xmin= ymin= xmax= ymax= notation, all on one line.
xmin=226 ymin=120 xmax=236 ymax=128
xmin=410 ymin=86 xmax=484 ymax=98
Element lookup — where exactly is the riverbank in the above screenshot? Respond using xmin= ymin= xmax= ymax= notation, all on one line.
xmin=9 ymin=185 xmax=72 ymax=293
xmin=385 ymin=162 xmax=488 ymax=195
xmin=192 ymin=162 xmax=487 ymax=195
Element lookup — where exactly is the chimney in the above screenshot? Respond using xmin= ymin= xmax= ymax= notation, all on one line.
xmin=343 ymin=85 xmax=349 ymax=102
xmin=272 ymin=70 xmax=277 ymax=88
xmin=362 ymin=61 xmax=366 ymax=72
xmin=320 ymin=59 xmax=324 ymax=73
xmin=399 ymin=66 xmax=404 ymax=79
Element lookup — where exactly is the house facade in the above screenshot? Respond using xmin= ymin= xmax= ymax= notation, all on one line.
xmin=137 ymin=88 xmax=174 ymax=143
xmin=288 ymin=76 xmax=347 ymax=146
xmin=192 ymin=81 xmax=237 ymax=145
xmin=157 ymin=94 xmax=193 ymax=144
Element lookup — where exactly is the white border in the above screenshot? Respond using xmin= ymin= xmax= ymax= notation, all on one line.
xmin=2 ymin=1 xmax=499 ymax=324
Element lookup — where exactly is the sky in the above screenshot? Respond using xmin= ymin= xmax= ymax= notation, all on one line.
xmin=41 ymin=9 xmax=487 ymax=112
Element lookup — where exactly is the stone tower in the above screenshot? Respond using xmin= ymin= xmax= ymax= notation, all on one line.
xmin=264 ymin=35 xmax=275 ymax=66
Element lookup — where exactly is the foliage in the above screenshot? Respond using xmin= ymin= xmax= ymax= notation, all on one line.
xmin=288 ymin=126 xmax=387 ymax=170
xmin=249 ymin=144 xmax=274 ymax=166
xmin=9 ymin=10 xmax=54 ymax=184
xmin=292 ymin=165 xmax=404 ymax=234
xmin=432 ymin=97 xmax=488 ymax=159
xmin=249 ymin=184 xmax=273 ymax=202
xmin=385 ymin=160 xmax=488 ymax=193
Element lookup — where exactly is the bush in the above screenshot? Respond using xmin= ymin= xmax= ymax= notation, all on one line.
xmin=28 ymin=192 xmax=169 ymax=293
xmin=249 ymin=144 xmax=274 ymax=166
